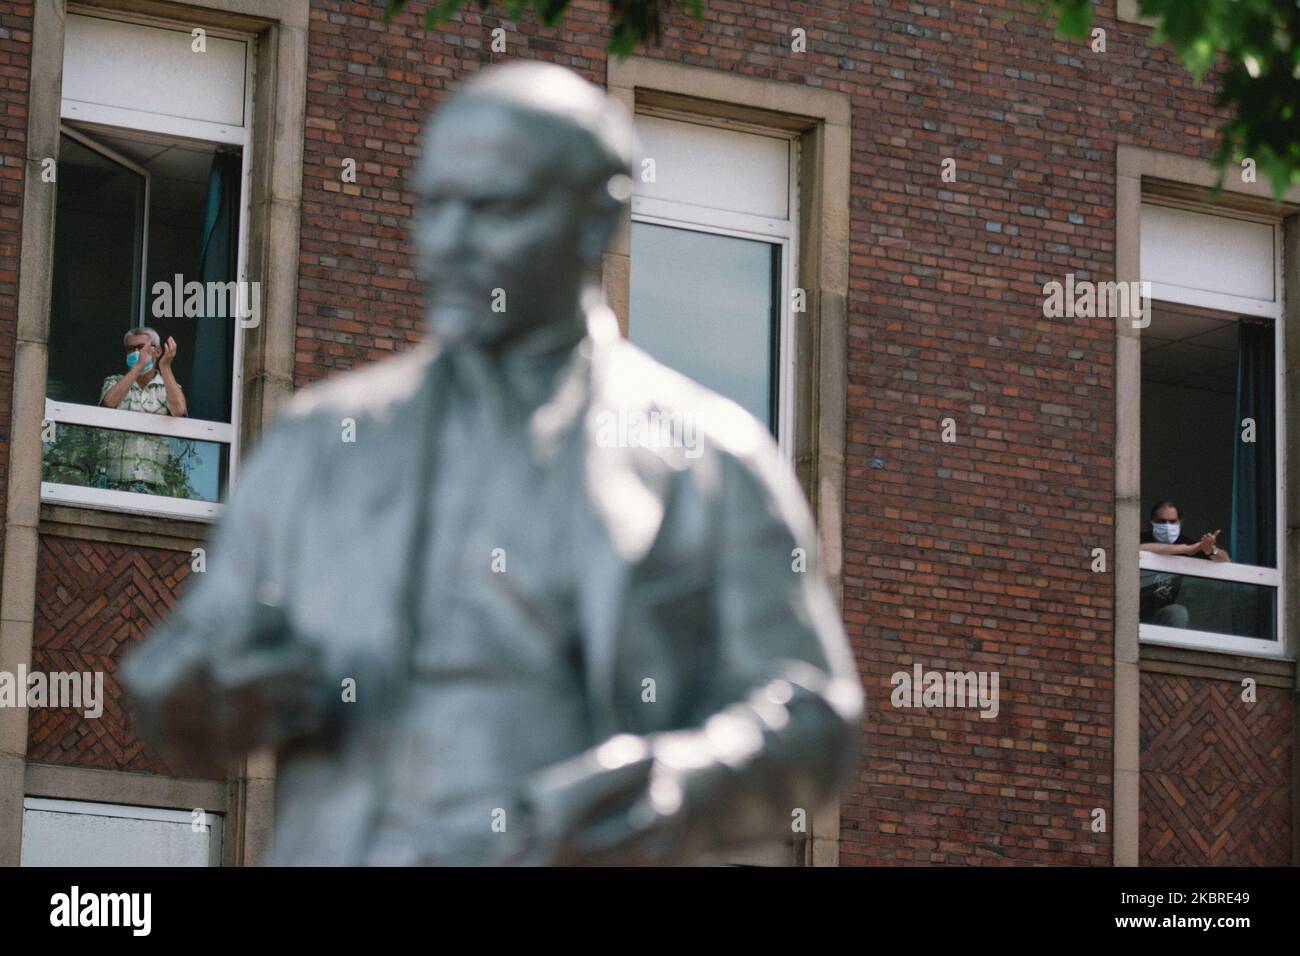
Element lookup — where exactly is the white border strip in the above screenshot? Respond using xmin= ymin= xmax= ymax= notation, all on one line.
xmin=1140 ymin=624 xmax=1286 ymax=659
xmin=46 ymin=400 xmax=235 ymax=443
xmin=1139 ymin=550 xmax=1281 ymax=587
xmin=41 ymin=482 xmax=220 ymax=520
xmin=632 ymin=196 xmax=792 ymax=240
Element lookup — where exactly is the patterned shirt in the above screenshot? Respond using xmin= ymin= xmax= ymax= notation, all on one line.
xmin=99 ymin=374 xmax=179 ymax=488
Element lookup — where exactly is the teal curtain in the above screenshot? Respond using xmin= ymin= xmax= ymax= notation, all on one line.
xmin=192 ymin=151 xmax=241 ymax=423
xmin=1230 ymin=319 xmax=1276 ymax=569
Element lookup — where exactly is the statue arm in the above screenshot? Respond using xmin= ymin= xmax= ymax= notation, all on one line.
xmin=521 ymin=451 xmax=863 ymax=865
xmin=120 ymin=422 xmax=326 ymax=771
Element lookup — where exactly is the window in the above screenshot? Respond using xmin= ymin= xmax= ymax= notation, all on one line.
xmin=21 ymin=797 xmax=221 ymax=866
xmin=627 ymin=113 xmax=798 ymax=457
xmin=42 ymin=14 xmax=255 ymax=520
xmin=1137 ymin=202 xmax=1285 ymax=656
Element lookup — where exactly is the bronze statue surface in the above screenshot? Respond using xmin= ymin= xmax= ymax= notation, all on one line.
xmin=122 ymin=62 xmax=863 ymax=865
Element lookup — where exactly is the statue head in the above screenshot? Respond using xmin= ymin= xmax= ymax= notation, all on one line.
xmin=412 ymin=63 xmax=635 ymax=351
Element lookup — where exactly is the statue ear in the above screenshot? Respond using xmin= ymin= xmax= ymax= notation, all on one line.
xmin=576 ymin=190 xmax=621 ymax=264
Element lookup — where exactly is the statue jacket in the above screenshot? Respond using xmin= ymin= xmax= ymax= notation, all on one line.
xmin=121 ymin=309 xmax=864 ymax=865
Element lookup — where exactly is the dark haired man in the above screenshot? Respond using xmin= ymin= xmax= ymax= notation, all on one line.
xmin=1139 ymin=500 xmax=1230 ymax=628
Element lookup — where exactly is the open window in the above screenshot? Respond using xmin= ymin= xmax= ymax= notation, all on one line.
xmin=1138 ymin=202 xmax=1285 ymax=656
xmin=627 ymin=112 xmax=798 ymax=457
xmin=41 ymin=13 xmax=254 ymax=521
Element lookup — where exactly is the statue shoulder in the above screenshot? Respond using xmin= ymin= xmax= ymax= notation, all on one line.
xmin=585 ymin=337 xmax=814 ymax=565
xmin=593 ymin=336 xmax=777 ymax=469
xmin=282 ymin=344 xmax=439 ymax=425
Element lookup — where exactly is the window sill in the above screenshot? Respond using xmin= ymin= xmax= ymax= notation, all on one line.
xmin=41 ymin=483 xmax=220 ymax=522
xmin=39 ymin=501 xmax=210 ymax=552
xmin=1139 ymin=632 xmax=1294 ymax=683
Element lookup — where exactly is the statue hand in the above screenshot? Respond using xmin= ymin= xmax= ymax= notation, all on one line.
xmin=211 ymin=640 xmax=327 ymax=749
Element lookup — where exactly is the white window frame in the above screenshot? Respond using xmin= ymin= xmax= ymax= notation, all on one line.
xmin=1140 ymin=201 xmax=1283 ymax=318
xmin=629 ymin=108 xmax=800 ymax=461
xmin=1138 ymin=551 xmax=1283 ymax=657
xmin=62 ymin=8 xmax=251 ymax=148
xmin=42 ymin=12 xmax=256 ymax=522
xmin=22 ymin=796 xmax=223 ymax=867
xmin=1138 ymin=201 xmax=1287 ymax=657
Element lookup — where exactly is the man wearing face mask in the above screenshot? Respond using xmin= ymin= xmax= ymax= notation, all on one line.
xmin=99 ymin=326 xmax=187 ymax=493
xmin=1139 ymin=500 xmax=1230 ymax=628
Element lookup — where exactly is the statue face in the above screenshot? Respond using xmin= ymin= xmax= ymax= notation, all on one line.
xmin=413 ymin=101 xmax=599 ymax=349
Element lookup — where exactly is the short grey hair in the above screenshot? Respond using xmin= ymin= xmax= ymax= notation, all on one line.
xmin=123 ymin=326 xmax=160 ymax=348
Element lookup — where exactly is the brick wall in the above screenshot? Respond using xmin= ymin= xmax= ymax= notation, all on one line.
xmin=1 ymin=0 xmax=1288 ymax=865
xmin=28 ymin=536 xmax=194 ymax=775
xmin=1140 ymin=671 xmax=1291 ymax=865
xmin=294 ymin=0 xmax=1256 ymax=865
xmin=296 ymin=0 xmax=612 ymax=385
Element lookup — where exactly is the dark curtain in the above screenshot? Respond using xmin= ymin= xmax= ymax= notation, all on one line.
xmin=192 ymin=151 xmax=241 ymax=423
xmin=1230 ymin=319 xmax=1276 ymax=569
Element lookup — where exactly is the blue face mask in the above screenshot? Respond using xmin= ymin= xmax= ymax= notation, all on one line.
xmin=126 ymin=350 xmax=153 ymax=374
xmin=1151 ymin=521 xmax=1181 ymax=544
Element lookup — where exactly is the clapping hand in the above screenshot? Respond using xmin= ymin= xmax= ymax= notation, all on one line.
xmin=159 ymin=336 xmax=178 ymax=371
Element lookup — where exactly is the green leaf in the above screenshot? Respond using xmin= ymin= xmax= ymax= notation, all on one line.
xmin=1054 ymin=0 xmax=1093 ymax=38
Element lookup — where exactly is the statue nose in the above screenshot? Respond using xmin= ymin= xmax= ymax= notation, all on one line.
xmin=423 ymin=200 xmax=473 ymax=256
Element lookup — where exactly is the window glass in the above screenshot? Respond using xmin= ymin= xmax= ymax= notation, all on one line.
xmin=43 ymin=421 xmax=227 ymax=502
xmin=1139 ymin=569 xmax=1277 ymax=642
xmin=629 ymin=222 xmax=781 ymax=431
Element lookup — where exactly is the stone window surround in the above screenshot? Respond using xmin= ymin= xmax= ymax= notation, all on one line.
xmin=0 ymin=0 xmax=309 ymax=867
xmin=1114 ymin=144 xmax=1300 ymax=866
xmin=1116 ymin=0 xmax=1158 ymax=28
xmin=606 ymin=56 xmax=851 ymax=866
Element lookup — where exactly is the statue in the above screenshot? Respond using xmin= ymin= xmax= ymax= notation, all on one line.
xmin=121 ymin=63 xmax=863 ymax=865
